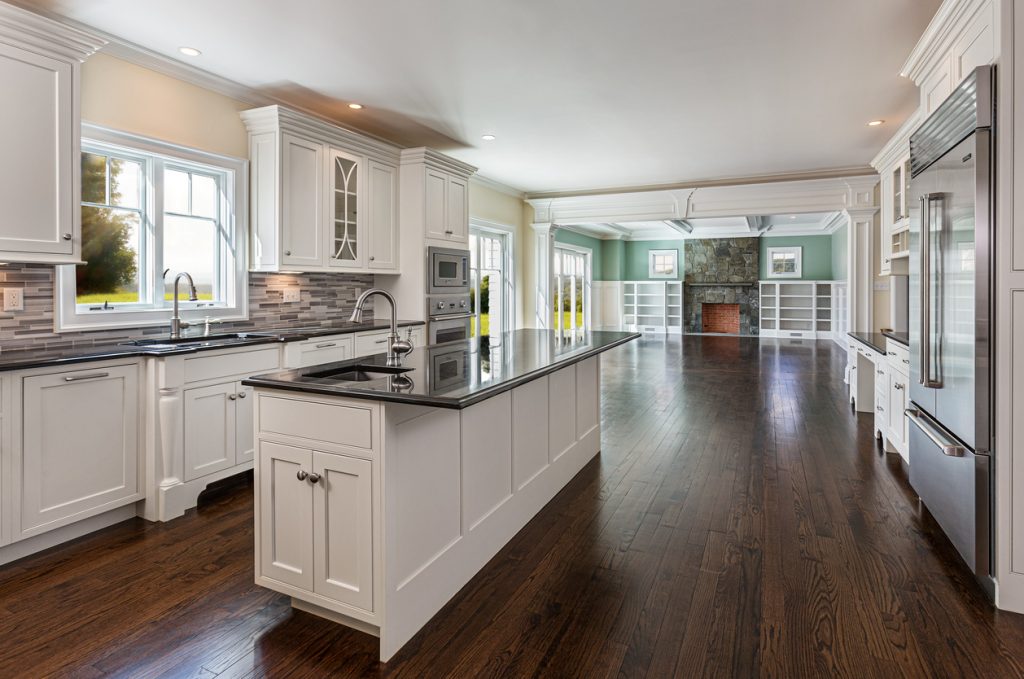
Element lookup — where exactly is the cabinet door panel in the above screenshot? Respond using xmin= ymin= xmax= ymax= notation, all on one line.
xmin=424 ymin=169 xmax=448 ymax=241
xmin=327 ymin=148 xmax=364 ymax=269
xmin=922 ymin=58 xmax=953 ymax=116
xmin=281 ymin=133 xmax=324 ymax=268
xmin=235 ymin=381 xmax=254 ymax=464
xmin=21 ymin=364 xmax=139 ymax=535
xmin=313 ymin=451 xmax=373 ymax=611
xmin=0 ymin=43 xmax=74 ymax=256
xmin=446 ymin=175 xmax=468 ymax=242
xmin=258 ymin=441 xmax=314 ymax=589
xmin=367 ymin=160 xmax=398 ymax=270
xmin=888 ymin=373 xmax=907 ymax=449
xmin=184 ymin=383 xmax=236 ymax=481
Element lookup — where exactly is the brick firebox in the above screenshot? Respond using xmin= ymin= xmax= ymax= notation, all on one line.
xmin=701 ymin=303 xmax=741 ymax=334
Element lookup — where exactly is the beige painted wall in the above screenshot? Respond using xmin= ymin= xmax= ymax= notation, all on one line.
xmin=81 ymin=53 xmax=250 ymax=158
xmin=469 ymin=183 xmax=530 ymax=328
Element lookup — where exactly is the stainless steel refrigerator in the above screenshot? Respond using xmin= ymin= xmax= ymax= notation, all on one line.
xmin=907 ymin=65 xmax=993 ymax=596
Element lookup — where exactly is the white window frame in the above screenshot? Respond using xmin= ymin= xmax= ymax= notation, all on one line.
xmin=553 ymin=241 xmax=592 ymax=336
xmin=766 ymin=245 xmax=803 ymax=279
xmin=56 ymin=124 xmax=248 ymax=332
xmin=469 ymin=218 xmax=516 ymax=338
xmin=648 ymin=249 xmax=679 ymax=279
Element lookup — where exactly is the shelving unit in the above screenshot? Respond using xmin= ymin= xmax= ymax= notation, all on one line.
xmin=759 ymin=280 xmax=841 ymax=340
xmin=622 ymin=281 xmax=683 ymax=334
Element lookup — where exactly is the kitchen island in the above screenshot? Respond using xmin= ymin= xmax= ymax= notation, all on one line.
xmin=243 ymin=329 xmax=639 ymax=660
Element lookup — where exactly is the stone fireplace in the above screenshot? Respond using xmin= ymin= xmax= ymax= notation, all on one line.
xmin=684 ymin=238 xmax=760 ymax=336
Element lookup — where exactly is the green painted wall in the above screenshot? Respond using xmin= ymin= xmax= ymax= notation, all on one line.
xmin=554 ymin=229 xmax=606 ymax=280
xmin=831 ymin=224 xmax=848 ymax=280
xmin=758 ymin=235 xmax=834 ymax=280
xmin=624 ymin=240 xmax=685 ymax=280
xmin=601 ymin=239 xmax=625 ymax=282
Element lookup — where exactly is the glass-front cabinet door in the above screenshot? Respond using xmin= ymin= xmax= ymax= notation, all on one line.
xmin=328 ymin=148 xmax=363 ymax=268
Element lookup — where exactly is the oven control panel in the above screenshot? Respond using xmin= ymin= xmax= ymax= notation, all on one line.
xmin=427 ymin=293 xmax=471 ymax=318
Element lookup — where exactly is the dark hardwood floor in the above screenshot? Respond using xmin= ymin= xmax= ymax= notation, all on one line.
xmin=2 ymin=335 xmax=1023 ymax=678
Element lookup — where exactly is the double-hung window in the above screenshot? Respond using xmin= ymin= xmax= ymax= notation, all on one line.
xmin=58 ymin=125 xmax=247 ymax=331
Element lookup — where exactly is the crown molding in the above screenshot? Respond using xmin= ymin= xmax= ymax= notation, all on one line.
xmin=901 ymin=0 xmax=991 ymax=83
xmin=0 ymin=2 xmax=105 ymax=62
xmin=470 ymin=174 xmax=525 ymax=199
xmin=870 ymin=109 xmax=923 ymax=171
xmin=400 ymin=147 xmax=477 ymax=178
xmin=241 ymin=105 xmax=402 ymax=164
xmin=523 ymin=165 xmax=876 ymax=201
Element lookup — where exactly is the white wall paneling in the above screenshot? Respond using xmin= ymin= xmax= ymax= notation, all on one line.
xmin=512 ymin=376 xmax=550 ymax=491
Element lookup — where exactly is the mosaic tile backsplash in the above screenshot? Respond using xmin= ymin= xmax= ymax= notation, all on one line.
xmin=0 ymin=264 xmax=375 ymax=352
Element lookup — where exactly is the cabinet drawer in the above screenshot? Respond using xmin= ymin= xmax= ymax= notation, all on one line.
xmin=886 ymin=341 xmax=910 ymax=376
xmin=354 ymin=330 xmax=391 ymax=357
xmin=184 ymin=346 xmax=280 ymax=383
xmin=258 ymin=394 xmax=375 ymax=450
xmin=298 ymin=335 xmax=354 ymax=367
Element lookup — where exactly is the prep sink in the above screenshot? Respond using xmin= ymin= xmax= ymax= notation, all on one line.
xmin=306 ymin=364 xmax=413 ymax=382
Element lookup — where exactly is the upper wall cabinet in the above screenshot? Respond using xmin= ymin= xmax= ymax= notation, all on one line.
xmin=241 ymin=106 xmax=402 ymax=274
xmin=0 ymin=4 xmax=103 ymax=264
xmin=400 ymin=148 xmax=476 ymax=248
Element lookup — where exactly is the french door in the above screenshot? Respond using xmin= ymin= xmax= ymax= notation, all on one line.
xmin=553 ymin=246 xmax=590 ymax=338
xmin=469 ymin=229 xmax=511 ymax=340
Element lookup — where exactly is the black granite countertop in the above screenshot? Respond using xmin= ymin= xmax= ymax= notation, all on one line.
xmin=0 ymin=319 xmax=424 ymax=373
xmin=881 ymin=330 xmax=910 ymax=347
xmin=243 ymin=329 xmax=641 ymax=409
xmin=847 ymin=330 xmax=909 ymax=354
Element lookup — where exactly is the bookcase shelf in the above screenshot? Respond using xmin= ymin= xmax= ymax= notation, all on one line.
xmin=622 ymin=281 xmax=684 ymax=334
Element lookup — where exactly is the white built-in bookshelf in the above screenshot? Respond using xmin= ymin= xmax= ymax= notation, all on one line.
xmin=622 ymin=281 xmax=683 ymax=334
xmin=759 ymin=280 xmax=842 ymax=340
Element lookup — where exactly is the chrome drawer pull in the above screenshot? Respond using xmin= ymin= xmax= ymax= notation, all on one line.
xmin=315 ymin=342 xmax=337 ymax=349
xmin=64 ymin=372 xmax=110 ymax=382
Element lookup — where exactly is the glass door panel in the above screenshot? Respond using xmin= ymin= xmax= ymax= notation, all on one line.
xmin=330 ymin=150 xmax=361 ymax=267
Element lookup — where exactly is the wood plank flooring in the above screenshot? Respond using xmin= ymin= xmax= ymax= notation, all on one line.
xmin=2 ymin=335 xmax=1023 ymax=677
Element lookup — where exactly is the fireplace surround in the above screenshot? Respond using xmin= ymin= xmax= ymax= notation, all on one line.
xmin=683 ymin=238 xmax=760 ymax=336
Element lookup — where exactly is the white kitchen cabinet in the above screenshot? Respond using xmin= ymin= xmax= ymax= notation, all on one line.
xmin=184 ymin=380 xmax=254 ymax=481
xmin=401 ymin=148 xmax=476 ymax=248
xmin=312 ymin=450 xmax=374 ymax=611
xmin=446 ymin=175 xmax=469 ymax=243
xmin=256 ymin=439 xmax=375 ymax=613
xmin=242 ymin=106 xmax=401 ymax=274
xmin=284 ymin=334 xmax=356 ymax=369
xmin=366 ymin=160 xmax=399 ymax=270
xmin=887 ymin=370 xmax=909 ymax=455
xmin=281 ymin=132 xmax=325 ymax=269
xmin=0 ymin=6 xmax=102 ymax=264
xmin=258 ymin=440 xmax=314 ymax=590
xmin=19 ymin=363 xmax=140 ymax=537
xmin=353 ymin=326 xmax=425 ymax=358
xmin=921 ymin=57 xmax=954 ymax=118
xmin=875 ymin=360 xmax=889 ymax=441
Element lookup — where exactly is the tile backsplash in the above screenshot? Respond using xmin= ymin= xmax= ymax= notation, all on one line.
xmin=0 ymin=264 xmax=375 ymax=352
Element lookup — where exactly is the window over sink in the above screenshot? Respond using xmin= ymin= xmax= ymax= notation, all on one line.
xmin=57 ymin=125 xmax=248 ymax=331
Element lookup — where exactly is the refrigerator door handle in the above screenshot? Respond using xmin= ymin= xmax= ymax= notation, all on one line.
xmin=906 ymin=408 xmax=966 ymax=457
xmin=919 ymin=194 xmax=931 ymax=386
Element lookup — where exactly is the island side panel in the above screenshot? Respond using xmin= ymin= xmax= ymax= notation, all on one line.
xmin=381 ymin=355 xmax=602 ymax=661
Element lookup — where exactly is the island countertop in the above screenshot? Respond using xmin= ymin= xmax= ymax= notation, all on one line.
xmin=243 ymin=329 xmax=641 ymax=409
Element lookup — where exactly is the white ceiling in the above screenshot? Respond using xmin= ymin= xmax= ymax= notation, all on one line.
xmin=565 ymin=212 xmax=842 ymax=241
xmin=21 ymin=0 xmax=941 ymax=194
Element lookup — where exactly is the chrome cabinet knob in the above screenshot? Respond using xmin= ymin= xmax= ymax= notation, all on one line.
xmin=369 ymin=256 xmax=375 ymax=261
xmin=894 ymin=383 xmax=904 ymax=390
xmin=284 ymin=250 xmax=291 ymax=256
xmin=308 ymin=473 xmax=322 ymax=484
xmin=63 ymin=233 xmax=72 ymax=240
xmin=238 ymin=392 xmax=247 ymax=399
xmin=296 ymin=470 xmax=308 ymax=481
xmin=228 ymin=394 xmax=237 ymax=400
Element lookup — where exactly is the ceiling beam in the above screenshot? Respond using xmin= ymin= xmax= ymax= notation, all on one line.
xmin=746 ymin=216 xmax=768 ymax=233
xmin=601 ymin=223 xmax=633 ymax=238
xmin=663 ymin=219 xmax=693 ymax=236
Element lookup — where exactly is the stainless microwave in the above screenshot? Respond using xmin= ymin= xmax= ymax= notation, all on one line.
xmin=428 ymin=246 xmax=469 ymax=293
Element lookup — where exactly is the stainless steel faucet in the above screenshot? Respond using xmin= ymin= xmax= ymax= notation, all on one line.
xmin=350 ymin=288 xmax=413 ymax=367
xmin=170 ymin=272 xmax=198 ymax=339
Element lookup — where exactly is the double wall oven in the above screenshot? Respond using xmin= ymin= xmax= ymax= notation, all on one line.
xmin=426 ymin=246 xmax=472 ymax=345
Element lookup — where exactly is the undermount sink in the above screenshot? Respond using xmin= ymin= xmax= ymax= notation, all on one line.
xmin=122 ymin=332 xmax=267 ymax=347
xmin=306 ymin=364 xmax=413 ymax=382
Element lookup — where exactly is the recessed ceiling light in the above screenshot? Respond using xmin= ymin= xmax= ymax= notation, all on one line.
xmin=481 ymin=134 xmax=496 ymax=141
xmin=178 ymin=46 xmax=201 ymax=57
xmin=348 ymin=103 xmax=363 ymax=110
xmin=867 ymin=119 xmax=884 ymax=126
xmin=790 ymin=215 xmax=797 ymax=219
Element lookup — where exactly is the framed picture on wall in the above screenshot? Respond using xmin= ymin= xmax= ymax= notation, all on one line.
xmin=767 ymin=246 xmax=802 ymax=278
xmin=648 ymin=249 xmax=678 ymax=279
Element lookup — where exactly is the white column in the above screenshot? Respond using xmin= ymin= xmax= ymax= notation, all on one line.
xmin=845 ymin=207 xmax=878 ymax=332
xmin=531 ymin=223 xmax=559 ymax=330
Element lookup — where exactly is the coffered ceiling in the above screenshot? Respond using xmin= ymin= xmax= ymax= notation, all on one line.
xmin=18 ymin=0 xmax=941 ymax=194
xmin=564 ymin=212 xmax=843 ymax=241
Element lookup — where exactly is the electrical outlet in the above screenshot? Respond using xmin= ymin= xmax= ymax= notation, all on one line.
xmin=3 ymin=287 xmax=24 ymax=311
xmin=283 ymin=287 xmax=301 ymax=303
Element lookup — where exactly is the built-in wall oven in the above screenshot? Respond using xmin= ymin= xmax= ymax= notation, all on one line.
xmin=427 ymin=292 xmax=472 ymax=345
xmin=428 ymin=246 xmax=469 ymax=293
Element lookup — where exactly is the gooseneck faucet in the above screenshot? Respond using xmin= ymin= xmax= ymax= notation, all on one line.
xmin=350 ymin=288 xmax=413 ymax=367
xmin=170 ymin=271 xmax=198 ymax=339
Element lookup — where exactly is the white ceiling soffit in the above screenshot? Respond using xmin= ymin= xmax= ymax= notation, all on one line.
xmin=14 ymin=0 xmax=940 ymax=194
xmin=565 ymin=211 xmax=845 ymax=241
